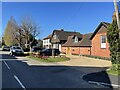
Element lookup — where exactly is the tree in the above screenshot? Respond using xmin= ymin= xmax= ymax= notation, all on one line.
xmin=36 ymin=39 xmax=43 ymax=48
xmin=13 ymin=27 xmax=25 ymax=47
xmin=2 ymin=37 xmax=5 ymax=46
xmin=107 ymin=20 xmax=120 ymax=64
xmin=20 ymin=15 xmax=40 ymax=52
xmin=4 ymin=17 xmax=18 ymax=46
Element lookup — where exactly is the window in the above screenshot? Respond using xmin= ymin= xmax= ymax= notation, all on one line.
xmin=48 ymin=39 xmax=50 ymax=44
xmin=75 ymin=36 xmax=78 ymax=42
xmin=46 ymin=40 xmax=48 ymax=44
xmin=101 ymin=35 xmax=106 ymax=43
xmin=53 ymin=35 xmax=57 ymax=39
xmin=101 ymin=35 xmax=106 ymax=48
xmin=43 ymin=40 xmax=46 ymax=44
xmin=53 ymin=44 xmax=58 ymax=49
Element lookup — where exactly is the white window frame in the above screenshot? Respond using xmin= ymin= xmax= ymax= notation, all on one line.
xmin=53 ymin=34 xmax=57 ymax=39
xmin=75 ymin=36 xmax=78 ymax=42
xmin=100 ymin=35 xmax=106 ymax=49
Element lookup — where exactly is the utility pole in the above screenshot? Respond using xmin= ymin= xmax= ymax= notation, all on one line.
xmin=113 ymin=0 xmax=120 ymax=68
xmin=114 ymin=0 xmax=120 ymax=38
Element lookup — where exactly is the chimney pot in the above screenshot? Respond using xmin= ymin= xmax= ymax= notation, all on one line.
xmin=61 ymin=29 xmax=64 ymax=31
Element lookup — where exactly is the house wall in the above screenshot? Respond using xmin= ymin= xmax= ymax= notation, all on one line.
xmin=59 ymin=44 xmax=62 ymax=51
xmin=62 ymin=47 xmax=91 ymax=55
xmin=91 ymin=26 xmax=110 ymax=58
xmin=80 ymin=47 xmax=91 ymax=55
xmin=43 ymin=39 xmax=52 ymax=49
xmin=71 ymin=47 xmax=80 ymax=55
xmin=61 ymin=47 xmax=66 ymax=53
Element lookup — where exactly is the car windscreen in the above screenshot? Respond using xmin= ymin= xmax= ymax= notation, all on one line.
xmin=13 ymin=47 xmax=21 ymax=49
xmin=34 ymin=48 xmax=42 ymax=50
xmin=4 ymin=46 xmax=10 ymax=48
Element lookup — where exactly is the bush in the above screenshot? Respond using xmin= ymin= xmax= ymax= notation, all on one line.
xmin=81 ymin=54 xmax=110 ymax=60
xmin=110 ymin=64 xmax=120 ymax=71
xmin=107 ymin=20 xmax=120 ymax=64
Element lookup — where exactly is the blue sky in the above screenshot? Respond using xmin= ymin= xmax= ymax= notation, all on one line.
xmin=2 ymin=2 xmax=115 ymax=39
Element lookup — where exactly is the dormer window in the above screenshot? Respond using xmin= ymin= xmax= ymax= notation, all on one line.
xmin=75 ymin=36 xmax=78 ymax=42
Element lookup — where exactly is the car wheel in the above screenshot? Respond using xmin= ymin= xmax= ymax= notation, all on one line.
xmin=11 ymin=52 xmax=14 ymax=56
xmin=9 ymin=53 xmax=11 ymax=56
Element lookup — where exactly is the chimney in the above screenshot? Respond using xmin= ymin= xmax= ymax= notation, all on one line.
xmin=61 ymin=29 xmax=64 ymax=31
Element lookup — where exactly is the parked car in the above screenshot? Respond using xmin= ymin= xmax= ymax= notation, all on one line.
xmin=2 ymin=46 xmax=10 ymax=51
xmin=10 ymin=46 xmax=24 ymax=56
xmin=31 ymin=47 xmax=43 ymax=52
xmin=23 ymin=48 xmax=30 ymax=52
xmin=40 ymin=49 xmax=60 ymax=56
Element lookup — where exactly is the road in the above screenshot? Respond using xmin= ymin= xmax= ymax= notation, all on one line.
xmin=1 ymin=50 xmax=110 ymax=89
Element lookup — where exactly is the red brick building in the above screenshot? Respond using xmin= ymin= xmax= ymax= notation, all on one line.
xmin=90 ymin=22 xmax=110 ymax=58
xmin=61 ymin=22 xmax=111 ymax=58
xmin=50 ymin=29 xmax=82 ymax=51
xmin=62 ymin=33 xmax=92 ymax=55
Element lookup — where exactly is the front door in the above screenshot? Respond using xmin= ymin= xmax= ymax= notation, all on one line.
xmin=67 ymin=47 xmax=71 ymax=55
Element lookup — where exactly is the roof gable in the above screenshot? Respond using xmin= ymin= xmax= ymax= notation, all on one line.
xmin=51 ymin=29 xmax=82 ymax=43
xmin=90 ymin=22 xmax=110 ymax=40
xmin=43 ymin=34 xmax=52 ymax=40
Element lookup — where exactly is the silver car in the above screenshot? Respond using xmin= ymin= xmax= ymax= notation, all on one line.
xmin=10 ymin=46 xmax=24 ymax=56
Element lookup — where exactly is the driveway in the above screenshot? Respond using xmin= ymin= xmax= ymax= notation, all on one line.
xmin=59 ymin=55 xmax=119 ymax=88
xmin=58 ymin=55 xmax=112 ymax=73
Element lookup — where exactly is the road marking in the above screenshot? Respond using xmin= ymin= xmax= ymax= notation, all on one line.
xmin=3 ymin=61 xmax=10 ymax=70
xmin=88 ymin=81 xmax=120 ymax=88
xmin=0 ymin=59 xmax=17 ymax=60
xmin=14 ymin=75 xmax=26 ymax=90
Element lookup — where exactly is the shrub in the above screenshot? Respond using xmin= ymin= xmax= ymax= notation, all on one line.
xmin=107 ymin=20 xmax=120 ymax=64
xmin=81 ymin=54 xmax=110 ymax=60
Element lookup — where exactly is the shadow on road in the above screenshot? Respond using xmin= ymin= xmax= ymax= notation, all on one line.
xmin=0 ymin=53 xmax=29 ymax=59
xmin=1 ymin=54 xmax=17 ymax=59
xmin=2 ymin=59 xmax=114 ymax=89
xmin=83 ymin=71 xmax=113 ymax=88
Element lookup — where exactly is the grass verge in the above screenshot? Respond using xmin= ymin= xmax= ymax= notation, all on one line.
xmin=26 ymin=56 xmax=70 ymax=63
xmin=107 ymin=64 xmax=120 ymax=76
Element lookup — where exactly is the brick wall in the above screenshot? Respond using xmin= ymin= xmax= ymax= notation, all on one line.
xmin=91 ymin=32 xmax=110 ymax=58
xmin=62 ymin=47 xmax=91 ymax=55
xmin=71 ymin=47 xmax=80 ymax=55
xmin=80 ymin=47 xmax=91 ymax=55
xmin=61 ymin=47 xmax=66 ymax=53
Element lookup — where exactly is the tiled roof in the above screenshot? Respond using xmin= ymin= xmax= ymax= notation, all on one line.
xmin=79 ymin=33 xmax=92 ymax=46
xmin=62 ymin=33 xmax=92 ymax=47
xmin=52 ymin=29 xmax=82 ymax=41
xmin=43 ymin=34 xmax=52 ymax=40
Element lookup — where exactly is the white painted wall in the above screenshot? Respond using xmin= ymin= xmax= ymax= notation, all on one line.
xmin=43 ymin=39 xmax=51 ymax=46
xmin=59 ymin=44 xmax=61 ymax=51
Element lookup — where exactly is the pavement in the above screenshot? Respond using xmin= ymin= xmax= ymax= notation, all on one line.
xmin=1 ymin=50 xmax=119 ymax=89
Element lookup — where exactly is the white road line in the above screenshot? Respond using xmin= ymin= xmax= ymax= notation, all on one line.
xmin=14 ymin=75 xmax=26 ymax=90
xmin=3 ymin=61 xmax=10 ymax=70
xmin=0 ymin=59 xmax=17 ymax=61
xmin=88 ymin=81 xmax=120 ymax=88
